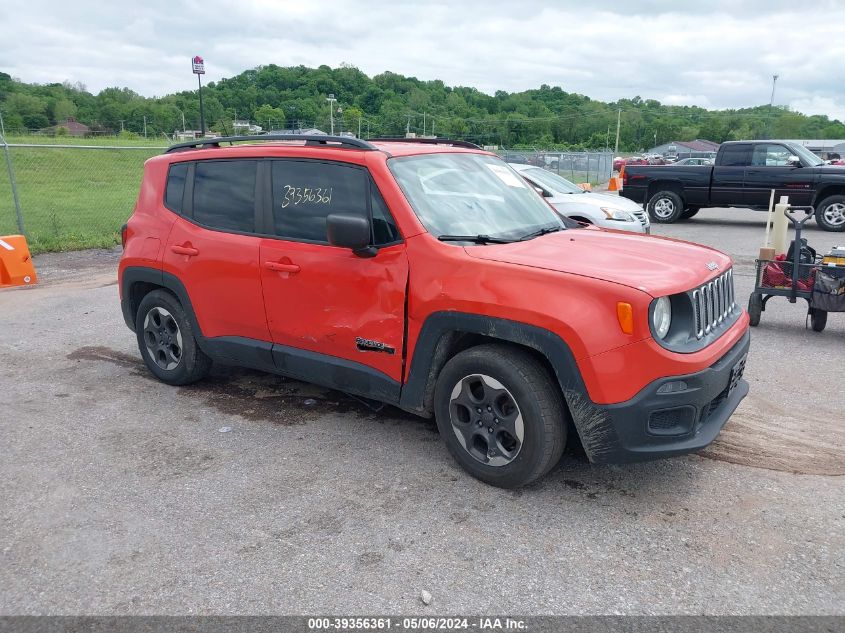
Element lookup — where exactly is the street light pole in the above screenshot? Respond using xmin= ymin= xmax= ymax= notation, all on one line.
xmin=767 ymin=74 xmax=779 ymax=139
xmin=326 ymin=94 xmax=336 ymax=135
xmin=197 ymin=73 xmax=205 ymax=136
xmin=614 ymin=108 xmax=621 ymax=155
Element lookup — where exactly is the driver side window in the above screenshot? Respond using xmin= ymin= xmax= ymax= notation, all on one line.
xmin=752 ymin=144 xmax=791 ymax=167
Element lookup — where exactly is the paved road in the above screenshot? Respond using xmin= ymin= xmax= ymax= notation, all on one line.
xmin=1 ymin=212 xmax=842 ymax=615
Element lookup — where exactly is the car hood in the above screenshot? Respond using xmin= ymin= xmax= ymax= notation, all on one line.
xmin=551 ymin=191 xmax=642 ymax=212
xmin=464 ymin=229 xmax=731 ymax=297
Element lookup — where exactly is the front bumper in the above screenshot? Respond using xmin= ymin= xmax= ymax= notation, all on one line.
xmin=571 ymin=330 xmax=750 ymax=464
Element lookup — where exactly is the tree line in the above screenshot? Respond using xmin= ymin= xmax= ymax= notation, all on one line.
xmin=2 ymin=64 xmax=844 ymax=150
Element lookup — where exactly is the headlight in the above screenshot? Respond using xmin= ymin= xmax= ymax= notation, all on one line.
xmin=600 ymin=207 xmax=636 ymax=222
xmin=651 ymin=296 xmax=672 ymax=339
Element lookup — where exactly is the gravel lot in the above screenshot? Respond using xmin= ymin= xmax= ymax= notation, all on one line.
xmin=1 ymin=207 xmax=843 ymax=615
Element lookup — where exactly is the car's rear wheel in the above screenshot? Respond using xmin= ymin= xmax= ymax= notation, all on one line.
xmin=433 ymin=344 xmax=566 ymax=488
xmin=815 ymin=195 xmax=845 ymax=232
xmin=647 ymin=191 xmax=684 ymax=223
xmin=136 ymin=289 xmax=211 ymax=385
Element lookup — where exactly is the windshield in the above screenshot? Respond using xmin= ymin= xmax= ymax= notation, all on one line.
xmin=389 ymin=153 xmax=566 ymax=241
xmin=785 ymin=143 xmax=823 ymax=167
xmin=520 ymin=167 xmax=585 ymax=195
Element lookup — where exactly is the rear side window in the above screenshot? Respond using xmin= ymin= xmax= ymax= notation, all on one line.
xmin=719 ymin=145 xmax=752 ymax=167
xmin=271 ymin=160 xmax=369 ymax=242
xmin=164 ymin=163 xmax=188 ymax=213
xmin=193 ymin=160 xmax=257 ymax=233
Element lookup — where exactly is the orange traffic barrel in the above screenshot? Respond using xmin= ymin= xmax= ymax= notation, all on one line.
xmin=0 ymin=235 xmax=37 ymax=288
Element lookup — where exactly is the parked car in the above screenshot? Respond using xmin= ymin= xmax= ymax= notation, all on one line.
xmin=672 ymin=158 xmax=714 ymax=166
xmin=621 ymin=140 xmax=845 ymax=231
xmin=119 ymin=134 xmax=750 ymax=488
xmin=509 ymin=163 xmax=649 ymax=233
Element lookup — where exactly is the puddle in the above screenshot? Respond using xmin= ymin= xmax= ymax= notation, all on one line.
xmin=176 ymin=366 xmax=374 ymax=425
xmin=67 ymin=345 xmax=145 ymax=372
xmin=67 ymin=345 xmax=430 ymax=429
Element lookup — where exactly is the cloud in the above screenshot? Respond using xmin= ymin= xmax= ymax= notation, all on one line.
xmin=1 ymin=0 xmax=844 ymax=122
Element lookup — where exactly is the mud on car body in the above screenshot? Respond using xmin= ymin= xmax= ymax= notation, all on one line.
xmin=119 ymin=135 xmax=750 ymax=488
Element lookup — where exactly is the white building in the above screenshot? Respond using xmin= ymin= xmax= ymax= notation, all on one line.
xmin=232 ymin=120 xmax=263 ymax=134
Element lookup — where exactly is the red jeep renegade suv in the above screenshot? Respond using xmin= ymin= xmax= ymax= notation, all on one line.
xmin=119 ymin=135 xmax=750 ymax=488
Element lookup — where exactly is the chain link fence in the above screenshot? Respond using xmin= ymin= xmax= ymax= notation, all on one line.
xmin=495 ymin=150 xmax=613 ymax=186
xmin=0 ymin=140 xmax=164 ymax=252
xmin=0 ymin=137 xmax=616 ymax=254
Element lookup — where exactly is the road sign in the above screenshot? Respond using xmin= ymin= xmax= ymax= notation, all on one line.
xmin=192 ymin=56 xmax=205 ymax=75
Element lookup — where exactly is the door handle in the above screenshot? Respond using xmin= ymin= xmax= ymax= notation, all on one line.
xmin=264 ymin=261 xmax=300 ymax=273
xmin=171 ymin=244 xmax=199 ymax=256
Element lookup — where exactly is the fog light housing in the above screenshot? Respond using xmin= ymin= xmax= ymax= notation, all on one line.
xmin=647 ymin=406 xmax=696 ymax=436
xmin=657 ymin=380 xmax=689 ymax=394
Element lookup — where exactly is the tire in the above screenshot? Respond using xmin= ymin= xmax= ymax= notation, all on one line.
xmin=810 ymin=308 xmax=827 ymax=332
xmin=135 ymin=289 xmax=211 ymax=385
xmin=433 ymin=344 xmax=567 ymax=488
xmin=814 ymin=195 xmax=845 ymax=232
xmin=680 ymin=207 xmax=700 ymax=220
xmin=748 ymin=293 xmax=762 ymax=327
xmin=647 ymin=190 xmax=684 ymax=223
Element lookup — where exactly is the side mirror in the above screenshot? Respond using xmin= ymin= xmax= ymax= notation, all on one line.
xmin=326 ymin=213 xmax=375 ymax=257
xmin=788 ymin=155 xmax=802 ymax=167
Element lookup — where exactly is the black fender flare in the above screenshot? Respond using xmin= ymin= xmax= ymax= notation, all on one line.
xmin=121 ymin=266 xmax=203 ymax=339
xmin=398 ymin=311 xmax=590 ymax=413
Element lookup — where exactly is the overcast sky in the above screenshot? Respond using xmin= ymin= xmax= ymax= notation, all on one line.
xmin=2 ymin=0 xmax=844 ymax=121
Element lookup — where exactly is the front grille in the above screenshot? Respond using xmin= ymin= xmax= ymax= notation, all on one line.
xmin=691 ymin=269 xmax=736 ymax=339
xmin=632 ymin=209 xmax=649 ymax=228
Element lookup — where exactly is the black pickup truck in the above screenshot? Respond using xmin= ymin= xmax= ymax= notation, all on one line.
xmin=621 ymin=140 xmax=845 ymax=231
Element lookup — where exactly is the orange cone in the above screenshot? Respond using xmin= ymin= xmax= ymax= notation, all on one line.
xmin=0 ymin=235 xmax=38 ymax=288
xmin=607 ymin=176 xmax=619 ymax=191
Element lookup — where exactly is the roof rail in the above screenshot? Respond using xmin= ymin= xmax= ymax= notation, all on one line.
xmin=366 ymin=137 xmax=481 ymax=150
xmin=164 ymin=134 xmax=377 ymax=154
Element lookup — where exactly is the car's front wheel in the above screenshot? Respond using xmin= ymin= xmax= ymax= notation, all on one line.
xmin=135 ymin=289 xmax=211 ymax=385
xmin=647 ymin=190 xmax=684 ymax=223
xmin=434 ymin=344 xmax=567 ymax=488
xmin=815 ymin=195 xmax=845 ymax=232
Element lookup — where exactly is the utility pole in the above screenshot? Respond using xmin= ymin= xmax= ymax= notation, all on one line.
xmin=326 ymin=94 xmax=336 ymax=135
xmin=119 ymin=120 xmax=125 ymax=133
xmin=406 ymin=114 xmax=412 ymax=136
xmin=143 ymin=115 xmax=147 ymax=138
xmin=337 ymin=107 xmax=343 ymax=135
xmin=358 ymin=117 xmax=362 ymax=138
xmin=181 ymin=111 xmax=186 ymax=132
xmin=423 ymin=112 xmax=426 ymax=136
xmin=614 ymin=108 xmax=621 ymax=155
xmin=767 ymin=74 xmax=779 ymax=139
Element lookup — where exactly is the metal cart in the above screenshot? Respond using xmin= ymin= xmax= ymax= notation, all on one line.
xmin=748 ymin=206 xmax=831 ymax=332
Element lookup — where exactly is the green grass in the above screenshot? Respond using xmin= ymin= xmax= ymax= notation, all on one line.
xmin=0 ymin=144 xmax=163 ymax=253
xmin=3 ymin=134 xmax=169 ymax=147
